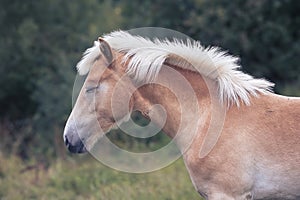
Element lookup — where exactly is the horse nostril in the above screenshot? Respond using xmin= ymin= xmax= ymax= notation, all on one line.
xmin=64 ymin=136 xmax=69 ymax=146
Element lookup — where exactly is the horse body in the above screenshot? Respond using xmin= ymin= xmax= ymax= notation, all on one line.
xmin=63 ymin=31 xmax=300 ymax=200
xmin=183 ymin=94 xmax=300 ymax=199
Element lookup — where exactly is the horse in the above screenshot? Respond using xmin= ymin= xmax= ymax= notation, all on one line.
xmin=63 ymin=30 xmax=300 ymax=200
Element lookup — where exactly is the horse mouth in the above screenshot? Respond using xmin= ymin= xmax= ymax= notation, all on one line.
xmin=64 ymin=135 xmax=87 ymax=154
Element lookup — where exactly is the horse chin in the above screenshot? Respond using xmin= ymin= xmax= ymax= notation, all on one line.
xmin=81 ymin=123 xmax=115 ymax=152
xmin=82 ymin=116 xmax=127 ymax=152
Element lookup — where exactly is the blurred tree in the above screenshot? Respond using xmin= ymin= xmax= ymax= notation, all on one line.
xmin=118 ymin=0 xmax=193 ymax=29
xmin=0 ymin=0 xmax=122 ymax=157
xmin=0 ymin=1 xmax=39 ymax=119
xmin=186 ymin=0 xmax=300 ymax=93
xmin=0 ymin=0 xmax=299 ymax=158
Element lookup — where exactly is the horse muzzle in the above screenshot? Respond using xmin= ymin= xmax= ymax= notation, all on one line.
xmin=63 ymin=117 xmax=87 ymax=154
xmin=64 ymin=135 xmax=87 ymax=154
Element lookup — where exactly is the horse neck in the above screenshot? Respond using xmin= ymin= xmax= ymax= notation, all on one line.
xmin=133 ymin=66 xmax=215 ymax=139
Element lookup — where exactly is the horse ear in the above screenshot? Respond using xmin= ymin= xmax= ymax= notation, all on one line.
xmin=98 ymin=37 xmax=113 ymax=65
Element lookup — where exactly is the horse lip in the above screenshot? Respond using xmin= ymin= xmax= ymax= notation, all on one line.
xmin=65 ymin=135 xmax=87 ymax=154
xmin=67 ymin=142 xmax=87 ymax=154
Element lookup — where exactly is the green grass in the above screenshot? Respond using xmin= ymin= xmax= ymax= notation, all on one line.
xmin=0 ymin=153 xmax=202 ymax=200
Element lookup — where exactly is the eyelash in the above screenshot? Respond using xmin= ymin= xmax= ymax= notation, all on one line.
xmin=85 ymin=86 xmax=99 ymax=93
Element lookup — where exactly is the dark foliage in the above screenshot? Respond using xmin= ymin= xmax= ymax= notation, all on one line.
xmin=0 ymin=0 xmax=299 ymax=159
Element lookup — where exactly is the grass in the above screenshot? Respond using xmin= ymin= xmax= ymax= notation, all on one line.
xmin=0 ymin=153 xmax=202 ymax=200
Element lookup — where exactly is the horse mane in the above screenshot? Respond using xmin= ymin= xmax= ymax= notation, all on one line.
xmin=76 ymin=30 xmax=274 ymax=106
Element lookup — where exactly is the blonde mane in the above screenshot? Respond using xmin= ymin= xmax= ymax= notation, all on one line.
xmin=76 ymin=30 xmax=274 ymax=106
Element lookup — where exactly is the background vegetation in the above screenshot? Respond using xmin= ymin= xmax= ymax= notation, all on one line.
xmin=0 ymin=0 xmax=299 ymax=199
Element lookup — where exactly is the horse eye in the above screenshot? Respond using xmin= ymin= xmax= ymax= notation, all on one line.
xmin=85 ymin=86 xmax=99 ymax=93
